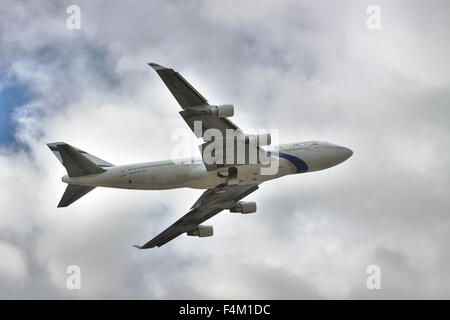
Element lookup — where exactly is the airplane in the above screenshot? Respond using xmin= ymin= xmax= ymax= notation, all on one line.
xmin=47 ymin=62 xmax=353 ymax=249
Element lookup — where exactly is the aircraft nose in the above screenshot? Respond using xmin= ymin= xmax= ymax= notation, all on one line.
xmin=332 ymin=145 xmax=353 ymax=165
xmin=342 ymin=147 xmax=353 ymax=160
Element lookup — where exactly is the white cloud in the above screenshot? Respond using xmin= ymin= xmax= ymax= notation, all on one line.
xmin=0 ymin=242 xmax=27 ymax=286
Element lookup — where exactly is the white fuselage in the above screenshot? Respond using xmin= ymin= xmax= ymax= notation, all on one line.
xmin=62 ymin=141 xmax=353 ymax=190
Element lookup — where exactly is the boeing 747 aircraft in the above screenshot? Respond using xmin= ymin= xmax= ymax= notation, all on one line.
xmin=47 ymin=63 xmax=353 ymax=248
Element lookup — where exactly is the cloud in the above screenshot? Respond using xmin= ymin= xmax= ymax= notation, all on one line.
xmin=0 ymin=242 xmax=27 ymax=285
xmin=0 ymin=0 xmax=449 ymax=299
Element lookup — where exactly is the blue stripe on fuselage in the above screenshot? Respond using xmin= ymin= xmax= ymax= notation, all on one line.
xmin=268 ymin=151 xmax=308 ymax=173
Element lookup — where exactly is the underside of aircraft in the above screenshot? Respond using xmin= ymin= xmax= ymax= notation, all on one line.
xmin=47 ymin=63 xmax=353 ymax=248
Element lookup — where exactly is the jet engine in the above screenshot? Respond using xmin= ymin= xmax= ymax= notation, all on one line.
xmin=208 ymin=104 xmax=234 ymax=118
xmin=229 ymin=201 xmax=257 ymax=214
xmin=187 ymin=225 xmax=214 ymax=237
xmin=255 ymin=133 xmax=271 ymax=146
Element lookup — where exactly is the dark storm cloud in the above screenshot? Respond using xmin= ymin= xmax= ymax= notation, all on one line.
xmin=0 ymin=0 xmax=449 ymax=298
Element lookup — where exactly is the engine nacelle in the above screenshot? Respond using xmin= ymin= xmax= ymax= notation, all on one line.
xmin=230 ymin=201 xmax=257 ymax=214
xmin=256 ymin=133 xmax=271 ymax=146
xmin=209 ymin=104 xmax=234 ymax=118
xmin=187 ymin=225 xmax=214 ymax=237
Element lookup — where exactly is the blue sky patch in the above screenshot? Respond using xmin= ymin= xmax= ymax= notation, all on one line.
xmin=0 ymin=79 xmax=29 ymax=145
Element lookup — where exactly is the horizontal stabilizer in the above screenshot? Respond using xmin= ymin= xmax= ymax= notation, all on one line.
xmin=58 ymin=184 xmax=96 ymax=207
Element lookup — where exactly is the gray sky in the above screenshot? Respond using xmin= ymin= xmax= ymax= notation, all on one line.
xmin=0 ymin=0 xmax=449 ymax=299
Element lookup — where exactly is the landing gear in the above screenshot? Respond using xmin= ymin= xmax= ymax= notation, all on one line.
xmin=228 ymin=167 xmax=238 ymax=179
xmin=217 ymin=166 xmax=238 ymax=178
xmin=217 ymin=166 xmax=239 ymax=186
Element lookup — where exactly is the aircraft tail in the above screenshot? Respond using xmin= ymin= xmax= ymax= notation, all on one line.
xmin=47 ymin=142 xmax=114 ymax=174
xmin=47 ymin=142 xmax=114 ymax=207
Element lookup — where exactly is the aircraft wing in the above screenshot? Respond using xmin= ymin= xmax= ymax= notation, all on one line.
xmin=149 ymin=62 xmax=269 ymax=171
xmin=148 ymin=62 xmax=240 ymax=137
xmin=134 ymin=183 xmax=259 ymax=249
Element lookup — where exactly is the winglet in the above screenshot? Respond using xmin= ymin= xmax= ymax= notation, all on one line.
xmin=132 ymin=245 xmax=142 ymax=249
xmin=147 ymin=62 xmax=166 ymax=70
